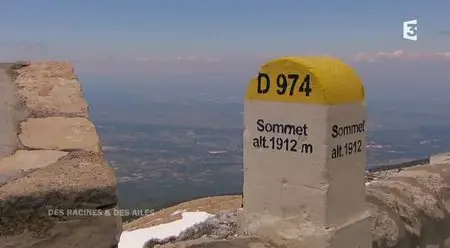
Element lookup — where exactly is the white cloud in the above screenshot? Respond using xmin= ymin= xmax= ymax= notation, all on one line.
xmin=134 ymin=56 xmax=221 ymax=64
xmin=351 ymin=50 xmax=450 ymax=62
xmin=436 ymin=52 xmax=450 ymax=59
xmin=135 ymin=57 xmax=151 ymax=61
xmin=205 ymin=57 xmax=221 ymax=63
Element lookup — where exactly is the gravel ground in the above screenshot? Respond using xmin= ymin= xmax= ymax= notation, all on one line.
xmin=365 ymin=168 xmax=405 ymax=182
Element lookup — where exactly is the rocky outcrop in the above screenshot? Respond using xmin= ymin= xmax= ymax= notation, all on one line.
xmin=0 ymin=62 xmax=121 ymax=248
xmin=367 ymin=162 xmax=450 ymax=248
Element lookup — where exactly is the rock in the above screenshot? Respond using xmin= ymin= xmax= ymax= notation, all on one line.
xmin=0 ymin=213 xmax=120 ymax=248
xmin=0 ymin=151 xmax=119 ymax=239
xmin=0 ymin=64 xmax=28 ymax=157
xmin=177 ymin=211 xmax=239 ymax=241
xmin=366 ymin=163 xmax=450 ymax=247
xmin=0 ymin=170 xmax=28 ymax=187
xmin=0 ymin=61 xmax=121 ymax=248
xmin=18 ymin=117 xmax=101 ymax=153
xmin=158 ymin=237 xmax=280 ymax=248
xmin=13 ymin=62 xmax=88 ymax=118
xmin=366 ymin=202 xmax=402 ymax=248
xmin=0 ymin=150 xmax=68 ymax=187
xmin=0 ymin=150 xmax=68 ymax=172
xmin=143 ymin=210 xmax=240 ymax=248
xmin=444 ymin=237 xmax=450 ymax=248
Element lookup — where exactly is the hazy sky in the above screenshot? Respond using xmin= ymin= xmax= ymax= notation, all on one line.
xmin=0 ymin=1 xmax=449 ymax=82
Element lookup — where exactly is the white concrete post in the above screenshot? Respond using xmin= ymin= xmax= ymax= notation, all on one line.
xmin=242 ymin=56 xmax=372 ymax=248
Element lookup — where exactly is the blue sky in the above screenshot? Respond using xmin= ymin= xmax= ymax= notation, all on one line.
xmin=0 ymin=1 xmax=449 ymax=81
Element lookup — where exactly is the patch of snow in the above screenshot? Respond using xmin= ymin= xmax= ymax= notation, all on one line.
xmin=118 ymin=211 xmax=212 ymax=248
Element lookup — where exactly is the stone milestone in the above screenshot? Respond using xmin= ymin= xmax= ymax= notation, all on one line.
xmin=242 ymin=56 xmax=371 ymax=248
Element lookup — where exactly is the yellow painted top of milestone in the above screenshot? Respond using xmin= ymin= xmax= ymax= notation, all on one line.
xmin=245 ymin=56 xmax=365 ymax=105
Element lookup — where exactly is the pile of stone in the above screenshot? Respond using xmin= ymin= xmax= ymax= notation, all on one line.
xmin=144 ymin=210 xmax=239 ymax=248
xmin=365 ymin=168 xmax=404 ymax=182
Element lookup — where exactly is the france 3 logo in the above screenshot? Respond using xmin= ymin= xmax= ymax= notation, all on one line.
xmin=403 ymin=19 xmax=418 ymax=41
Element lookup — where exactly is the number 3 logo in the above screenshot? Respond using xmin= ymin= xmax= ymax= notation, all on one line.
xmin=406 ymin=23 xmax=417 ymax=37
xmin=403 ymin=19 xmax=418 ymax=41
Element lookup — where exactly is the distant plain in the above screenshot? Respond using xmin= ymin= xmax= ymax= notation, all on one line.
xmin=81 ymin=77 xmax=450 ymax=217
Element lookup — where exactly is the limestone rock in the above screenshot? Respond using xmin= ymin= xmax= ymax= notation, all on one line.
xmin=0 ymin=64 xmax=28 ymax=157
xmin=366 ymin=201 xmax=402 ymax=248
xmin=0 ymin=151 xmax=118 ymax=237
xmin=0 ymin=150 xmax=67 ymax=187
xmin=366 ymin=163 xmax=450 ymax=247
xmin=158 ymin=237 xmax=280 ymax=248
xmin=19 ymin=117 xmax=101 ymax=153
xmin=0 ymin=150 xmax=68 ymax=172
xmin=13 ymin=62 xmax=88 ymax=118
xmin=0 ymin=62 xmax=120 ymax=248
xmin=0 ymin=170 xmax=28 ymax=187
xmin=0 ymin=214 xmax=121 ymax=248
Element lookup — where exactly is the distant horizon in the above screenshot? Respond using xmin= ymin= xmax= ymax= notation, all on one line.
xmin=0 ymin=1 xmax=448 ymax=80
